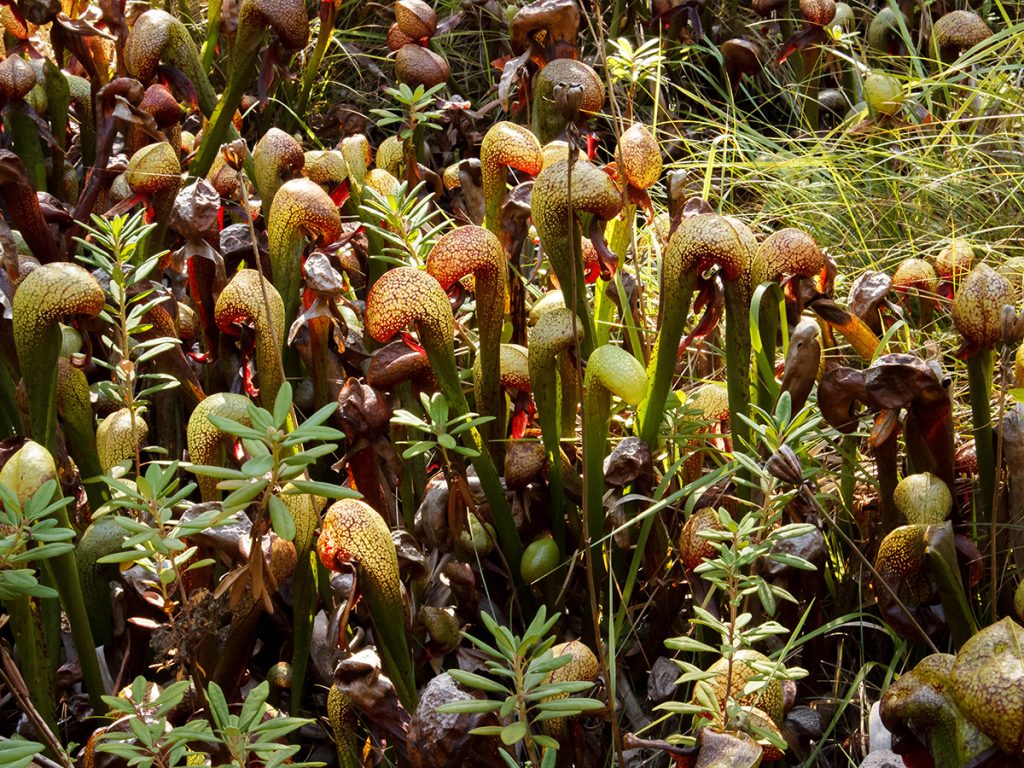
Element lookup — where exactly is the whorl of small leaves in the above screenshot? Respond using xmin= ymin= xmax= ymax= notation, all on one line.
xmin=95 ymin=461 xmax=219 ymax=580
xmin=95 ymin=676 xmax=322 ymax=768
xmin=437 ymin=607 xmax=604 ymax=758
xmin=188 ymin=381 xmax=359 ymax=541
xmin=391 ymin=391 xmax=494 ymax=461
xmin=606 ymin=37 xmax=665 ymax=86
xmin=359 ymin=180 xmax=448 ymax=267
xmin=371 ymin=82 xmax=446 ymax=141
xmin=75 ymin=210 xmax=182 ymax=409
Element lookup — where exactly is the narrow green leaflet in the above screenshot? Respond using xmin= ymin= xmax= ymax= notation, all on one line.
xmin=268 ymin=494 xmax=296 ymax=541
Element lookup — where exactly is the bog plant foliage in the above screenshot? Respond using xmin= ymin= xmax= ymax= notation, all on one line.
xmin=1 ymin=0 xmax=1024 ymax=765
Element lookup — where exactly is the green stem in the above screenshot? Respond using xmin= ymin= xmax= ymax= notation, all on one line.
xmin=613 ymin=271 xmax=645 ymax=362
xmin=77 ymin=518 xmax=122 ymax=648
xmin=201 ymin=0 xmax=223 ymax=71
xmin=294 ymin=0 xmax=338 ymax=123
xmin=0 ymin=355 xmax=21 ymax=439
xmin=581 ymin=346 xmax=647 ymax=600
xmin=475 ymin=318 xmax=504 ymax=459
xmin=283 ymin=487 xmax=320 ymax=713
xmin=56 ymin=360 xmax=106 ymax=512
xmin=316 ymin=559 xmax=334 ymax=619
xmin=190 ymin=54 xmax=255 ymax=179
xmin=967 ymin=347 xmax=995 ymax=528
xmin=396 ymin=381 xmax=426 ymax=528
xmin=43 ymin=526 xmax=106 ymax=709
xmin=723 ymin=282 xmax=753 ymax=466
xmin=529 ymin=309 xmax=583 ymax=555
xmin=467 ymin=322 xmax=507 ymax=456
xmin=5 ymin=596 xmax=56 ymax=734
xmin=473 ymin=342 xmax=504 ymax=464
xmin=398 ymin=437 xmax=417 ymax=531
xmin=593 ymin=276 xmax=615 ymax=348
xmin=43 ymin=62 xmax=70 ymax=197
xmin=546 ymin=440 xmax=569 ymax=555
xmin=926 ymin=522 xmax=978 ymax=650
xmin=6 ymin=111 xmax=46 ymax=191
xmin=558 ymin=355 xmax=579 ymax=440
xmin=638 ymin=273 xmax=698 ymax=446
xmin=553 ymin=219 xmax=597 ymax=359
xmin=484 ymin=189 xmax=504 ymax=239
xmin=751 ymin=283 xmax=783 ymax=415
xmin=583 ymin=384 xmax=612 ymax=587
xmin=601 ymin=206 xmax=644 ymax=356
xmin=425 ymin=338 xmax=524 ymax=569
xmin=625 ymin=265 xmax=700 ymax=628
xmin=26 ymin=326 xmax=64 ymax=474
xmin=841 ymin=54 xmax=861 ymax=116
xmin=289 ymin=549 xmax=316 ymax=713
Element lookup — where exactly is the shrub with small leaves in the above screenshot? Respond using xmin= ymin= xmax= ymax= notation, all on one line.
xmin=360 ymin=180 xmax=447 ymax=267
xmin=75 ymin=211 xmax=181 ymax=467
xmin=94 ymin=676 xmax=212 ymax=767
xmin=437 ymin=607 xmax=604 ymax=767
xmin=95 ymin=676 xmax=321 ymax=768
xmin=96 ymin=461 xmax=219 ymax=603
xmin=660 ymin=401 xmax=817 ymax=755
xmin=203 ymin=679 xmax=320 ymax=767
xmin=188 ymin=381 xmax=359 ymax=542
xmin=392 ymin=391 xmax=493 ymax=463
xmin=660 ymin=504 xmax=813 ymax=753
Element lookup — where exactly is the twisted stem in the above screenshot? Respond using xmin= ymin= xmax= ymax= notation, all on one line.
xmin=215 ymin=269 xmax=286 ymax=408
xmin=319 ymin=499 xmax=418 ymax=710
xmin=267 ymin=177 xmax=342 ymax=338
xmin=529 ymin=306 xmax=583 ymax=552
xmin=189 ymin=0 xmax=309 ymax=178
xmin=532 ymin=158 xmax=622 ymax=358
xmin=366 ymin=267 xmax=523 ymax=569
xmin=426 ymin=225 xmax=507 ymax=453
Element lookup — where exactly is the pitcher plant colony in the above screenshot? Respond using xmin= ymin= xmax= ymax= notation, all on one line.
xmin=1 ymin=0 xmax=1024 ymax=766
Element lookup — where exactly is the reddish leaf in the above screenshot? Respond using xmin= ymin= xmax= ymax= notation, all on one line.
xmin=400 ymin=331 xmax=427 ymax=355
xmin=243 ymin=360 xmax=259 ymax=397
xmin=330 ymin=179 xmax=351 ymax=207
